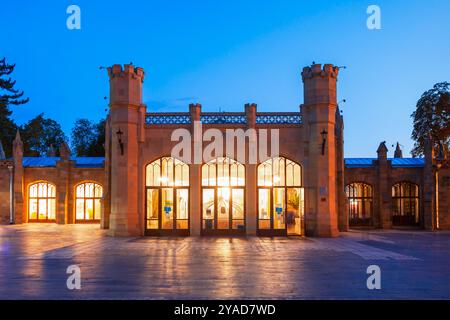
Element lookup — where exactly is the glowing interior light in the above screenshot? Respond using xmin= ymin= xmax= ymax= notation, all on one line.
xmin=159 ymin=177 xmax=168 ymax=183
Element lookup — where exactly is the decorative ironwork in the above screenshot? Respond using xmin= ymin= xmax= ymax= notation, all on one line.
xmin=256 ymin=114 xmax=302 ymax=124
xmin=146 ymin=114 xmax=191 ymax=125
xmin=201 ymin=113 xmax=247 ymax=124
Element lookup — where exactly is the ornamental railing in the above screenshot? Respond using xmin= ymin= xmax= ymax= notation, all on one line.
xmin=200 ymin=113 xmax=247 ymax=124
xmin=145 ymin=112 xmax=302 ymax=125
xmin=145 ymin=113 xmax=191 ymax=125
xmin=256 ymin=113 xmax=302 ymax=124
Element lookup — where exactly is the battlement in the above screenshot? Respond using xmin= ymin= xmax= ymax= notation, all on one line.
xmin=107 ymin=64 xmax=145 ymax=82
xmin=301 ymin=63 xmax=339 ymax=81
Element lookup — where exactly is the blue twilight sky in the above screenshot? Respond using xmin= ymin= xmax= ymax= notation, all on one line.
xmin=1 ymin=0 xmax=449 ymax=157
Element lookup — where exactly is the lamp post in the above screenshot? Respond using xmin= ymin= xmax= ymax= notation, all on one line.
xmin=116 ymin=128 xmax=124 ymax=155
xmin=7 ymin=164 xmax=14 ymax=224
xmin=321 ymin=129 xmax=328 ymax=155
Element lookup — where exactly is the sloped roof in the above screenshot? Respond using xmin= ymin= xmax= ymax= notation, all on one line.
xmin=23 ymin=157 xmax=105 ymax=168
xmin=345 ymin=158 xmax=425 ymax=168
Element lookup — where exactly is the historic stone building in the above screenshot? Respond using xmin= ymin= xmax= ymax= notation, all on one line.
xmin=0 ymin=63 xmax=448 ymax=236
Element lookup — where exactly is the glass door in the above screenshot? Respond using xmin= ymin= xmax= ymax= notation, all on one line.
xmin=145 ymin=187 xmax=189 ymax=235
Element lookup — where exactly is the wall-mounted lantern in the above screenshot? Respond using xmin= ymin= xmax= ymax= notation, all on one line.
xmin=321 ymin=129 xmax=328 ymax=155
xmin=116 ymin=128 xmax=124 ymax=155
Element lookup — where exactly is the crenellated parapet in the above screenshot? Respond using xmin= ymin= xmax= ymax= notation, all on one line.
xmin=107 ymin=64 xmax=145 ymax=82
xmin=301 ymin=63 xmax=339 ymax=81
xmin=107 ymin=64 xmax=145 ymax=107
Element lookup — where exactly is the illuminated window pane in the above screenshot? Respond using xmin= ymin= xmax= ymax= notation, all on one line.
xmin=232 ymin=189 xmax=244 ymax=220
xmin=258 ymin=188 xmax=271 ymax=230
xmin=217 ymin=188 xmax=229 ymax=229
xmin=202 ymin=189 xmax=215 ymax=229
xmin=76 ymin=199 xmax=84 ymax=220
xmin=273 ymin=188 xmax=285 ymax=229
xmin=29 ymin=182 xmax=56 ymax=221
xmin=161 ymin=188 xmax=173 ymax=229
xmin=176 ymin=189 xmax=189 ymax=220
xmin=75 ymin=183 xmax=103 ymax=221
xmin=29 ymin=199 xmax=38 ymax=220
xmin=147 ymin=189 xmax=159 ymax=222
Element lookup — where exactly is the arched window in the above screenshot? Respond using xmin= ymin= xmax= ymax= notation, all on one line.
xmin=201 ymin=157 xmax=245 ymax=234
xmin=392 ymin=182 xmax=420 ymax=226
xmin=145 ymin=157 xmax=189 ymax=235
xmin=75 ymin=182 xmax=103 ymax=222
xmin=345 ymin=182 xmax=373 ymax=226
xmin=257 ymin=157 xmax=303 ymax=235
xmin=28 ymin=182 xmax=56 ymax=222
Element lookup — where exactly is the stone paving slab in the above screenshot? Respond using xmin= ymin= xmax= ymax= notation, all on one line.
xmin=0 ymin=224 xmax=449 ymax=299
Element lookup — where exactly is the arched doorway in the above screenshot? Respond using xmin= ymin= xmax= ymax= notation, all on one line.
xmin=392 ymin=182 xmax=420 ymax=226
xmin=75 ymin=182 xmax=103 ymax=223
xmin=28 ymin=182 xmax=56 ymax=222
xmin=145 ymin=157 xmax=190 ymax=235
xmin=257 ymin=157 xmax=304 ymax=236
xmin=345 ymin=182 xmax=373 ymax=227
xmin=201 ymin=157 xmax=245 ymax=235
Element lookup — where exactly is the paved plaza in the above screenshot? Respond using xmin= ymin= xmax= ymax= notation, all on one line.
xmin=0 ymin=224 xmax=449 ymax=299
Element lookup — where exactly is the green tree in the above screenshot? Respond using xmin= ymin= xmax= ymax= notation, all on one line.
xmin=0 ymin=58 xmax=29 ymax=157
xmin=21 ymin=113 xmax=67 ymax=156
xmin=411 ymin=82 xmax=450 ymax=158
xmin=71 ymin=118 xmax=105 ymax=156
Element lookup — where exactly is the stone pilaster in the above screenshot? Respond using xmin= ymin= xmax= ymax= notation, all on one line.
xmin=189 ymin=103 xmax=202 ymax=236
xmin=245 ymin=103 xmax=257 ymax=235
xmin=376 ymin=142 xmax=391 ymax=229
xmin=12 ymin=131 xmax=24 ymax=224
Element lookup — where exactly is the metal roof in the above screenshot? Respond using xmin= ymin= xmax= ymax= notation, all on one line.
xmin=345 ymin=158 xmax=425 ymax=168
xmin=23 ymin=157 xmax=105 ymax=168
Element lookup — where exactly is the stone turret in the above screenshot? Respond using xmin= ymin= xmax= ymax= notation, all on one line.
xmin=107 ymin=64 xmax=146 ymax=236
xmin=301 ymin=63 xmax=340 ymax=237
xmin=394 ymin=142 xmax=403 ymax=158
xmin=377 ymin=141 xmax=388 ymax=161
xmin=59 ymin=142 xmax=71 ymax=160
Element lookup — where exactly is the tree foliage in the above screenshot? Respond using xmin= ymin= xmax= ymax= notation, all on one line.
xmin=411 ymin=82 xmax=450 ymax=158
xmin=0 ymin=57 xmax=28 ymax=157
xmin=71 ymin=118 xmax=105 ymax=156
xmin=21 ymin=113 xmax=67 ymax=156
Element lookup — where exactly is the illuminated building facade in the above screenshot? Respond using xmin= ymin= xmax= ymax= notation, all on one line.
xmin=0 ymin=63 xmax=448 ymax=236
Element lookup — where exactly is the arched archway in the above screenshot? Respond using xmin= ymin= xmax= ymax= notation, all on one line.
xmin=345 ymin=182 xmax=373 ymax=227
xmin=201 ymin=157 xmax=245 ymax=235
xmin=75 ymin=182 xmax=103 ymax=222
xmin=392 ymin=182 xmax=420 ymax=226
xmin=28 ymin=181 xmax=56 ymax=222
xmin=257 ymin=157 xmax=304 ymax=236
xmin=145 ymin=157 xmax=190 ymax=235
